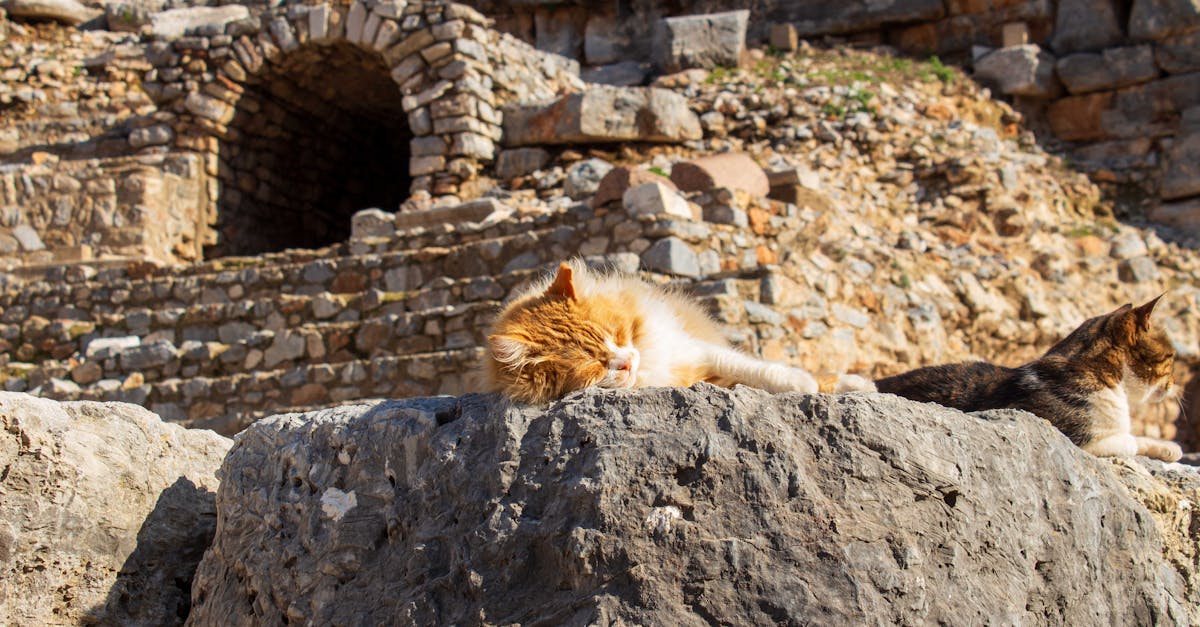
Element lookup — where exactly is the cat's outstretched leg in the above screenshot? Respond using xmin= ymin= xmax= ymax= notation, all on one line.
xmin=1134 ymin=436 xmax=1183 ymax=462
xmin=704 ymin=346 xmax=818 ymax=394
xmin=1082 ymin=433 xmax=1139 ymax=458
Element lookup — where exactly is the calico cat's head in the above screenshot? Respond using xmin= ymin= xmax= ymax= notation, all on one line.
xmin=484 ymin=263 xmax=641 ymax=403
xmin=1050 ymin=294 xmax=1175 ymax=404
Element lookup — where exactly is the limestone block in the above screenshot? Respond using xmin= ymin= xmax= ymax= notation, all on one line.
xmin=565 ymin=158 xmax=614 ymax=200
xmin=450 ymin=132 xmax=494 ymax=160
xmin=593 ymin=166 xmax=677 ymax=208
xmin=431 ymin=19 xmax=464 ymax=41
xmin=502 ymin=86 xmax=701 ymax=146
xmin=268 ymin=16 xmax=298 ymax=52
xmin=308 ymin=3 xmax=331 ymax=41
xmin=1047 ymin=91 xmax=1113 ymax=141
xmin=494 ymin=147 xmax=550 ymax=180
xmin=384 ymin=29 xmax=434 ymax=65
xmin=534 ymin=5 xmax=587 ymax=59
xmin=1051 ymin=0 xmax=1122 ymax=54
xmin=623 ymin=182 xmax=693 ymax=220
xmin=85 ymin=335 xmax=140 ymax=360
xmin=1130 ymin=0 xmax=1200 ymax=40
xmin=670 ymin=153 xmax=769 ymax=197
xmin=1056 ymin=46 xmax=1158 ymax=94
xmin=11 ymin=224 xmax=44 ymax=251
xmin=411 ymin=135 xmax=449 ymax=156
xmin=973 ymin=45 xmax=1059 ymax=97
xmin=148 ymin=5 xmax=249 ymax=39
xmin=119 ymin=339 xmax=177 ymax=371
xmin=410 ymin=155 xmax=446 ymax=176
xmin=345 ymin=0 xmax=368 ymax=43
xmin=1148 ymin=197 xmax=1200 ymax=233
xmin=788 ymin=0 xmax=943 ymax=36
xmin=584 ymin=13 xmax=624 ymax=65
xmin=1155 ymin=31 xmax=1200 ymax=74
xmin=769 ymin=23 xmax=798 ymax=52
xmin=394 ymin=198 xmax=502 ymax=230
xmin=641 ymin=236 xmax=700 ymax=277
xmin=652 ymin=10 xmax=749 ymax=73
xmin=580 ymin=61 xmax=650 ymax=86
xmin=184 ymin=91 xmax=235 ymax=124
xmin=264 ymin=330 xmax=306 ymax=368
xmin=0 ymin=393 xmax=230 ymax=625
xmin=351 ymin=208 xmax=396 ymax=239
xmin=408 ymin=107 xmax=433 ymax=135
xmin=129 ymin=124 xmax=174 ymax=149
xmin=390 ymin=54 xmax=426 ymax=85
xmin=373 ymin=19 xmax=399 ymax=50
xmin=4 ymin=0 xmax=100 ymax=25
xmin=373 ymin=0 xmax=405 ymax=19
xmin=1161 ymin=123 xmax=1200 ymax=200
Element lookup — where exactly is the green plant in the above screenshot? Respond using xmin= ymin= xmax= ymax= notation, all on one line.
xmin=648 ymin=166 xmax=669 ymax=178
xmin=704 ymin=66 xmax=734 ymax=84
xmin=926 ymin=55 xmax=954 ymax=84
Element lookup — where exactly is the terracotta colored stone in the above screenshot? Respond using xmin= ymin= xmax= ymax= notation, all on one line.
xmin=1047 ymin=92 xmax=1113 ymax=141
xmin=592 ymin=166 xmax=677 ymax=208
xmin=670 ymin=153 xmax=770 ymax=197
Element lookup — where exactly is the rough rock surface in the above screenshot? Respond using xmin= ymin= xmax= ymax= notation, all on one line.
xmin=188 ymin=388 xmax=1200 ymax=625
xmin=502 ymin=86 xmax=702 ymax=146
xmin=652 ymin=10 xmax=749 ymax=73
xmin=0 ymin=393 xmax=231 ymax=626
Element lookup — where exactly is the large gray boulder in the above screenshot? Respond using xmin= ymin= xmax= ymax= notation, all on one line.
xmin=652 ymin=10 xmax=749 ymax=73
xmin=2 ymin=0 xmax=100 ymax=25
xmin=0 ymin=392 xmax=231 ymax=626
xmin=502 ymin=86 xmax=701 ymax=146
xmin=188 ymin=387 xmax=1200 ymax=624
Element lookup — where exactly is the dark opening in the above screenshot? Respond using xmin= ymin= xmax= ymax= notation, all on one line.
xmin=208 ymin=43 xmax=412 ymax=258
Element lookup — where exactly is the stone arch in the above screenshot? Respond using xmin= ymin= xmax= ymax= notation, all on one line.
xmin=143 ymin=1 xmax=500 ymax=258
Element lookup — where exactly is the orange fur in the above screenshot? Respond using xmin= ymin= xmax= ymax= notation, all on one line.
xmin=481 ymin=261 xmax=864 ymax=403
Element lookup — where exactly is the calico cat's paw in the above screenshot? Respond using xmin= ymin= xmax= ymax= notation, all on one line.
xmin=834 ymin=374 xmax=876 ymax=393
xmin=1136 ymin=436 xmax=1183 ymax=463
xmin=776 ymin=366 xmax=818 ymax=394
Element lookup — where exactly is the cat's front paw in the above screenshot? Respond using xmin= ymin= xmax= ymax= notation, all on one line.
xmin=835 ymin=374 xmax=876 ymax=393
xmin=1137 ymin=437 xmax=1183 ymax=463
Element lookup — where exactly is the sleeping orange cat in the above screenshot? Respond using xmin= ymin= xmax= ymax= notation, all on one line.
xmin=482 ymin=260 xmax=873 ymax=403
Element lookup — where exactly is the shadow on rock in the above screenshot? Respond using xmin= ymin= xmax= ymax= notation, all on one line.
xmin=85 ymin=477 xmax=218 ymax=626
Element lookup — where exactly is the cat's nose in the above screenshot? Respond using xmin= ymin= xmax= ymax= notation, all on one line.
xmin=616 ymin=360 xmax=632 ymax=371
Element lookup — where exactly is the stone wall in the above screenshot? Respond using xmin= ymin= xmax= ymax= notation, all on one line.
xmin=0 ymin=1 xmax=575 ymax=266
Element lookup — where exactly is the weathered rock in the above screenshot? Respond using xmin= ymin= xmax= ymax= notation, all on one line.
xmin=1149 ymin=197 xmax=1200 ymax=232
xmin=640 ymin=236 xmax=700 ymax=276
xmin=1118 ymin=255 xmax=1161 ymax=282
xmin=1129 ymin=0 xmax=1200 ymax=41
xmin=494 ymin=147 xmax=551 ymax=180
xmin=1056 ymin=46 xmax=1159 ymax=95
xmin=592 ymin=166 xmax=678 ymax=208
xmin=394 ymin=198 xmax=503 ymax=230
xmin=85 ymin=335 xmax=140 ymax=359
xmin=502 ymin=87 xmax=702 ymax=146
xmin=1050 ymin=0 xmax=1124 ymax=53
xmin=584 ymin=14 xmax=624 ymax=65
xmin=0 ymin=393 xmax=230 ymax=626
xmin=623 ymin=182 xmax=693 ymax=219
xmin=1161 ymin=119 xmax=1200 ymax=200
xmin=186 ymin=390 xmax=1200 ymax=624
xmin=1155 ymin=31 xmax=1200 ymax=74
xmin=785 ymin=0 xmax=944 ymax=36
xmin=119 ymin=338 xmax=176 ymax=371
xmin=148 ymin=5 xmax=249 ymax=39
xmin=11 ymin=224 xmax=44 ymax=251
xmin=2 ymin=0 xmax=100 ymax=25
xmin=580 ymin=61 xmax=650 ymax=86
xmin=670 ymin=153 xmax=770 ymax=197
xmin=564 ymin=158 xmax=614 ymax=200
xmin=350 ymin=208 xmax=396 ymax=240
xmin=769 ymin=22 xmax=798 ymax=52
xmin=652 ymin=10 xmax=749 ymax=73
xmin=974 ymin=45 xmax=1059 ymax=97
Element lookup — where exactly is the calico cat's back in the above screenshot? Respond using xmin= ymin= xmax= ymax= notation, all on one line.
xmin=876 ymin=361 xmax=1019 ymax=412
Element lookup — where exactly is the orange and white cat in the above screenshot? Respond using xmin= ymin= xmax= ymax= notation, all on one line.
xmin=482 ymin=260 xmax=873 ymax=403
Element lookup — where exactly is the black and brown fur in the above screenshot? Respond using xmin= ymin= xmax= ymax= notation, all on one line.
xmin=876 ymin=296 xmax=1181 ymax=462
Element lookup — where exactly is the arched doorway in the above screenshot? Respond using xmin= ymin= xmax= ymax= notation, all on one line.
xmin=208 ymin=42 xmax=412 ymax=257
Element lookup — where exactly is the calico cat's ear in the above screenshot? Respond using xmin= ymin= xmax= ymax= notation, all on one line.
xmin=488 ymin=334 xmax=529 ymax=365
xmin=545 ymin=263 xmax=577 ymax=301
xmin=1133 ymin=293 xmax=1164 ymax=331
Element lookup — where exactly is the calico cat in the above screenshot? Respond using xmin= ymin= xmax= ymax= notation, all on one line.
xmin=876 ymin=296 xmax=1182 ymax=462
xmin=482 ymin=261 xmax=874 ymax=403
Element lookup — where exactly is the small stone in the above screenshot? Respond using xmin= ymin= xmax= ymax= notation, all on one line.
xmin=1117 ymin=256 xmax=1159 ymax=283
xmin=564 ymin=159 xmax=614 ymax=200
xmin=118 ymin=340 xmax=177 ymax=371
xmin=974 ymin=45 xmax=1059 ymax=97
xmin=85 ymin=336 xmax=140 ymax=360
xmin=641 ymin=237 xmax=700 ymax=277
xmin=670 ymin=153 xmax=769 ymax=197
xmin=350 ymin=208 xmax=396 ymax=239
xmin=593 ymin=166 xmax=678 ymax=208
xmin=70 ymin=361 xmax=103 ymax=385
xmin=1110 ymin=233 xmax=1148 ymax=259
xmin=623 ymin=182 xmax=694 ymax=220
xmin=11 ymin=225 xmax=44 ymax=251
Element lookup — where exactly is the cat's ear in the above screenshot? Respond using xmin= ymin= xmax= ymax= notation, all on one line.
xmin=1111 ymin=303 xmax=1137 ymax=345
xmin=1133 ymin=293 xmax=1164 ymax=330
xmin=488 ymin=334 xmax=529 ymax=366
xmin=545 ymin=263 xmax=577 ymax=301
